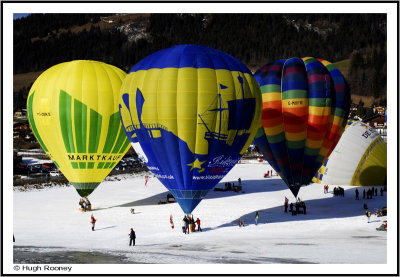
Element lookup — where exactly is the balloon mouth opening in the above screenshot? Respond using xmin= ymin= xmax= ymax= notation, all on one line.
xmin=177 ymin=198 xmax=203 ymax=215
xmin=70 ymin=182 xmax=100 ymax=197
xmin=76 ymin=189 xmax=94 ymax=197
xmin=288 ymin=184 xmax=301 ymax=198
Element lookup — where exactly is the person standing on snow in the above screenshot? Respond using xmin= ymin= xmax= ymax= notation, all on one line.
xmin=79 ymin=198 xmax=83 ymax=207
xmin=196 ymin=218 xmax=202 ymax=232
xmin=366 ymin=210 xmax=371 ymax=223
xmin=255 ymin=211 xmax=259 ymax=225
xmin=90 ymin=214 xmax=96 ymax=231
xmin=184 ymin=216 xmax=189 ymax=234
xmin=181 ymin=218 xmax=186 ymax=234
xmin=84 ymin=197 xmax=91 ymax=210
xmin=170 ymin=214 xmax=174 ymax=229
xmin=129 ymin=228 xmax=136 ymax=246
xmin=284 ymin=197 xmax=289 ymax=213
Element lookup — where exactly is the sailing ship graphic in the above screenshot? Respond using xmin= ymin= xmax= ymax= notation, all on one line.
xmin=197 ymin=73 xmax=256 ymax=154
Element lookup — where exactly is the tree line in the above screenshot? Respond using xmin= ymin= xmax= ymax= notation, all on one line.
xmin=13 ymin=13 xmax=387 ymax=112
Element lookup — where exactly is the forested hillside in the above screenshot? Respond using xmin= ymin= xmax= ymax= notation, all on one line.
xmin=13 ymin=13 xmax=387 ymax=111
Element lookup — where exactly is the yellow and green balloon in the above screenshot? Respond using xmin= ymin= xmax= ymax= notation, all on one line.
xmin=27 ymin=60 xmax=130 ymax=197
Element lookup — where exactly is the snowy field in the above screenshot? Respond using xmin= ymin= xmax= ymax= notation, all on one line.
xmin=9 ymin=162 xmax=395 ymax=275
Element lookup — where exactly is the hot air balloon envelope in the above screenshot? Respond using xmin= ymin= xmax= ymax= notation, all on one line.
xmin=119 ymin=44 xmax=262 ymax=214
xmin=27 ymin=60 xmax=130 ymax=197
xmin=313 ymin=120 xmax=387 ymax=186
xmin=254 ymin=57 xmax=351 ymax=197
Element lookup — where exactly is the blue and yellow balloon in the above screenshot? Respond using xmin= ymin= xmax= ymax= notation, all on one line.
xmin=119 ymin=44 xmax=262 ymax=214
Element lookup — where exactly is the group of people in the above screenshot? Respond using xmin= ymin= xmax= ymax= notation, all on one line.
xmin=333 ymin=186 xmax=345 ymax=197
xmin=284 ymin=197 xmax=307 ymax=215
xmin=237 ymin=211 xmax=259 ymax=227
xmin=264 ymin=170 xmax=278 ymax=178
xmin=214 ymin=178 xmax=242 ymax=192
xmin=333 ymin=186 xmax=385 ymax=200
xmin=288 ymin=198 xmax=307 ymax=215
xmin=355 ymin=188 xmax=375 ymax=200
xmin=224 ymin=182 xmax=235 ymax=191
xmin=362 ymin=187 xmax=381 ymax=199
xmin=182 ymin=215 xmax=202 ymax=234
xmin=79 ymin=197 xmax=91 ymax=212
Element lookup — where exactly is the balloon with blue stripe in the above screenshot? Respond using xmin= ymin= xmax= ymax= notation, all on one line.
xmin=119 ymin=44 xmax=262 ymax=214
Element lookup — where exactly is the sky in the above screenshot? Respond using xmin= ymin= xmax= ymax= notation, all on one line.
xmin=13 ymin=13 xmax=30 ymax=20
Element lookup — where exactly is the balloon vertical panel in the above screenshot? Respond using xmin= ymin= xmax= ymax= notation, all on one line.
xmin=120 ymin=44 xmax=262 ymax=214
xmin=281 ymin=58 xmax=309 ymax=185
xmin=253 ymin=60 xmax=288 ymax=183
xmin=27 ymin=60 xmax=130 ymax=197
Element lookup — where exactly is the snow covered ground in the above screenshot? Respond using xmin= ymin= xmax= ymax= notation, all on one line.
xmin=9 ymin=162 xmax=396 ymax=275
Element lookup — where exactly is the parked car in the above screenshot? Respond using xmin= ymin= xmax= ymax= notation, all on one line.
xmin=167 ymin=193 xmax=175 ymax=203
xmin=49 ymin=169 xmax=60 ymax=176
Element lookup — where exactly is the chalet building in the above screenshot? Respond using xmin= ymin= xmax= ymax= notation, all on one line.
xmin=373 ymin=106 xmax=386 ymax=116
xmin=350 ymin=103 xmax=358 ymax=112
xmin=14 ymin=109 xmax=27 ymax=117
xmin=14 ymin=109 xmax=23 ymax=117
xmin=363 ymin=114 xmax=387 ymax=142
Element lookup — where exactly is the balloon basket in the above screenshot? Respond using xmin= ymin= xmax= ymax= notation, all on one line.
xmin=79 ymin=205 xmax=92 ymax=212
xmin=189 ymin=223 xmax=195 ymax=233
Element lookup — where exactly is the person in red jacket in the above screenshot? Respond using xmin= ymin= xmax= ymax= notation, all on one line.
xmin=90 ymin=214 xmax=96 ymax=231
xmin=196 ymin=218 xmax=202 ymax=232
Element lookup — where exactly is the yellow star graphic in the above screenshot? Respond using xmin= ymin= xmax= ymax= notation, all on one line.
xmin=187 ymin=158 xmax=206 ymax=172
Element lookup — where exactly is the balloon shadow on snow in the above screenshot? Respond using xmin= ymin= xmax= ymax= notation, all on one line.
xmin=93 ymin=192 xmax=176 ymax=211
xmin=94 ymin=178 xmax=287 ymax=211
xmin=205 ymin=178 xmax=288 ymax=201
xmin=215 ymin=186 xmax=387 ymax=229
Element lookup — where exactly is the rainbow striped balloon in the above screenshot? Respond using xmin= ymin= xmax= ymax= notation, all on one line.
xmin=253 ymin=57 xmax=351 ymax=197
